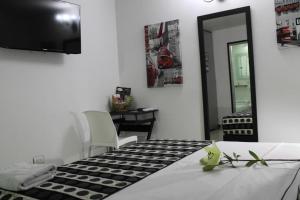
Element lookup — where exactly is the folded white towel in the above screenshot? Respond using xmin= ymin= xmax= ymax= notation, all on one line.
xmin=0 ymin=163 xmax=56 ymax=191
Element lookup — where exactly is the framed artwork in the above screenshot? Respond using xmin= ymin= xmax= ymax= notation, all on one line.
xmin=144 ymin=19 xmax=183 ymax=88
xmin=275 ymin=0 xmax=300 ymax=47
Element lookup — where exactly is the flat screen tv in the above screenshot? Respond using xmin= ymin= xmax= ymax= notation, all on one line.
xmin=0 ymin=0 xmax=81 ymax=54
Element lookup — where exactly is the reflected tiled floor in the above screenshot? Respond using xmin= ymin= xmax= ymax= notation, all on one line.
xmin=210 ymin=128 xmax=223 ymax=142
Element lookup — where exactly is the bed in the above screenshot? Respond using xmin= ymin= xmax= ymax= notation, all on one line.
xmin=1 ymin=140 xmax=300 ymax=200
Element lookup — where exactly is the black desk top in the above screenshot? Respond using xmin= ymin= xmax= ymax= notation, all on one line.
xmin=110 ymin=108 xmax=158 ymax=116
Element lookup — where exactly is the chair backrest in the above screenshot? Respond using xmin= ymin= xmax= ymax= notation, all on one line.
xmin=71 ymin=112 xmax=91 ymax=158
xmin=83 ymin=111 xmax=118 ymax=148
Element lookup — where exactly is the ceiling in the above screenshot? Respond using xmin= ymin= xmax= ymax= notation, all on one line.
xmin=203 ymin=13 xmax=246 ymax=31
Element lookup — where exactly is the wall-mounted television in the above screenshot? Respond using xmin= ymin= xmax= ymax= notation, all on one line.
xmin=0 ymin=0 xmax=81 ymax=54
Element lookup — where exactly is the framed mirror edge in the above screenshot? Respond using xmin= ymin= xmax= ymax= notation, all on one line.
xmin=197 ymin=6 xmax=258 ymax=142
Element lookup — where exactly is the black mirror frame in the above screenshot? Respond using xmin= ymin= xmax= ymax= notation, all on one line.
xmin=197 ymin=6 xmax=258 ymax=142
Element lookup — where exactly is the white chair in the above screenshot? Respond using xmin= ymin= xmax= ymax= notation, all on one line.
xmin=83 ymin=111 xmax=137 ymax=156
xmin=72 ymin=112 xmax=91 ymax=159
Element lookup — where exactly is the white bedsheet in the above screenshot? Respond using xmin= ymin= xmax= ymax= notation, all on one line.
xmin=106 ymin=142 xmax=300 ymax=200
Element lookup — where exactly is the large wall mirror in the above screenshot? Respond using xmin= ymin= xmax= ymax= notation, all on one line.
xmin=197 ymin=6 xmax=258 ymax=142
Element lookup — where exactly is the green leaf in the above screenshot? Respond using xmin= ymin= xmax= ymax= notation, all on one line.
xmin=219 ymin=160 xmax=225 ymax=165
xmin=246 ymin=160 xmax=258 ymax=167
xmin=249 ymin=150 xmax=260 ymax=160
xmin=203 ymin=165 xmax=216 ymax=171
xmin=233 ymin=152 xmax=241 ymax=160
xmin=223 ymin=152 xmax=233 ymax=162
xmin=233 ymin=152 xmax=237 ymax=159
xmin=260 ymin=159 xmax=268 ymax=166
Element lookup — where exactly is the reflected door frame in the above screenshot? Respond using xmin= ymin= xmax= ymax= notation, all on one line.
xmin=197 ymin=6 xmax=258 ymax=141
xmin=227 ymin=40 xmax=249 ymax=114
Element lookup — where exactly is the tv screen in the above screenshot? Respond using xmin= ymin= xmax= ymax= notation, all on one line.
xmin=0 ymin=0 xmax=81 ymax=54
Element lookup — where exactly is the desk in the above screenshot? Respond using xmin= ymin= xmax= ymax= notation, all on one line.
xmin=110 ymin=109 xmax=158 ymax=140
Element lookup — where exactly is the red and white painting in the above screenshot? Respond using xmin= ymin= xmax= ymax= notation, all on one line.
xmin=144 ymin=19 xmax=182 ymax=88
xmin=275 ymin=0 xmax=300 ymax=47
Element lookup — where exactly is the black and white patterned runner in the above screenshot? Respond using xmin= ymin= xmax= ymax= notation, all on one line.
xmin=0 ymin=140 xmax=210 ymax=200
xmin=222 ymin=111 xmax=253 ymax=136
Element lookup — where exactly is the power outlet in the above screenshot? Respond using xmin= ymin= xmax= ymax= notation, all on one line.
xmin=33 ymin=155 xmax=45 ymax=164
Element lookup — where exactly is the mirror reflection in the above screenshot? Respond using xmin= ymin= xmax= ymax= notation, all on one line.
xmin=199 ymin=8 xmax=257 ymax=142
xmin=228 ymin=41 xmax=251 ymax=113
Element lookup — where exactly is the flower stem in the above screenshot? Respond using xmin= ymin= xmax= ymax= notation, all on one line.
xmin=221 ymin=159 xmax=300 ymax=162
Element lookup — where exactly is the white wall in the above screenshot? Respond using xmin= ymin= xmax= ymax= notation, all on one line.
xmin=116 ymin=1 xmax=206 ymax=140
xmin=115 ymin=0 xmax=300 ymax=143
xmin=0 ymin=0 xmax=120 ymax=168
xmin=213 ymin=25 xmax=247 ymax=123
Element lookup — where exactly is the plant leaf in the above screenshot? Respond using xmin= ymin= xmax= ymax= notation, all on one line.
xmin=223 ymin=152 xmax=233 ymax=162
xmin=233 ymin=152 xmax=238 ymax=159
xmin=233 ymin=152 xmax=241 ymax=160
xmin=219 ymin=160 xmax=225 ymax=165
xmin=249 ymin=150 xmax=260 ymax=160
xmin=260 ymin=159 xmax=268 ymax=166
xmin=246 ymin=160 xmax=258 ymax=167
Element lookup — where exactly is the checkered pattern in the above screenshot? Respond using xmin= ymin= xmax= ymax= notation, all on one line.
xmin=222 ymin=112 xmax=253 ymax=136
xmin=0 ymin=140 xmax=210 ymax=200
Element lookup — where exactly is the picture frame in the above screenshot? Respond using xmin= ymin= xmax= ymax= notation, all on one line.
xmin=144 ymin=19 xmax=183 ymax=88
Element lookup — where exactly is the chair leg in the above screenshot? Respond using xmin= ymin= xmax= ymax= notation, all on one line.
xmin=147 ymin=132 xmax=151 ymax=140
xmin=106 ymin=147 xmax=116 ymax=152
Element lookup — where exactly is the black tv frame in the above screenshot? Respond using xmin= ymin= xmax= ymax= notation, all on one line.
xmin=0 ymin=0 xmax=81 ymax=54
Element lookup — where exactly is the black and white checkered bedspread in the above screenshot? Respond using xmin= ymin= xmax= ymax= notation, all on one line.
xmin=0 ymin=140 xmax=210 ymax=200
